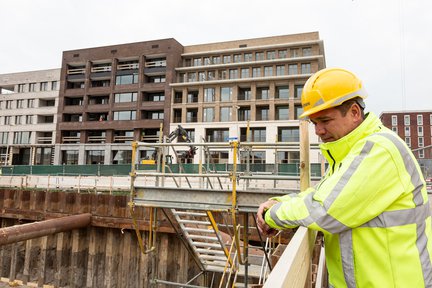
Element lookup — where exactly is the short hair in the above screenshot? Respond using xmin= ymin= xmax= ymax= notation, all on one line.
xmin=335 ymin=97 xmax=365 ymax=118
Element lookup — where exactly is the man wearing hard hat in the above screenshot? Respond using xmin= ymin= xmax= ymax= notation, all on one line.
xmin=257 ymin=68 xmax=432 ymax=287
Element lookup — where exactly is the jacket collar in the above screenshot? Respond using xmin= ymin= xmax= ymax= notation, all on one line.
xmin=319 ymin=112 xmax=382 ymax=163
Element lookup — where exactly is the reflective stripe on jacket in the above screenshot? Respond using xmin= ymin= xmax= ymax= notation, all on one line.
xmin=265 ymin=112 xmax=432 ymax=288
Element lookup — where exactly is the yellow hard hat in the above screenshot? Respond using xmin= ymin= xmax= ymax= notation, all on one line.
xmin=299 ymin=67 xmax=367 ymax=118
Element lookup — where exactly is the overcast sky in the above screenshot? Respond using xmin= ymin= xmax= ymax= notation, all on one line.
xmin=1 ymin=0 xmax=431 ymax=116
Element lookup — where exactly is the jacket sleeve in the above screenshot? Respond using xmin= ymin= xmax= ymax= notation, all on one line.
xmin=265 ymin=138 xmax=415 ymax=234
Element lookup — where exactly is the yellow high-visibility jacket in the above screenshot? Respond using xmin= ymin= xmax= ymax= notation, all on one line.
xmin=265 ymin=113 xmax=432 ymax=287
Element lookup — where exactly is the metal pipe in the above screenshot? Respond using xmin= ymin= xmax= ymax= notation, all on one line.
xmin=0 ymin=213 xmax=91 ymax=246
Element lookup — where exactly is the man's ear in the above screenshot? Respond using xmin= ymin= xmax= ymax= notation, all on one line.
xmin=350 ymin=103 xmax=363 ymax=122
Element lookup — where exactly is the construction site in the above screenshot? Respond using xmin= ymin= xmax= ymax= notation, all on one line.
xmin=0 ymin=121 xmax=330 ymax=288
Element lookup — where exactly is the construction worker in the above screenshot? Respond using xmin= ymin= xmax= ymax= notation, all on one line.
xmin=257 ymin=68 xmax=432 ymax=287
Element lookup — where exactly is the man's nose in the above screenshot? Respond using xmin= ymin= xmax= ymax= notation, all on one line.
xmin=315 ymin=123 xmax=325 ymax=135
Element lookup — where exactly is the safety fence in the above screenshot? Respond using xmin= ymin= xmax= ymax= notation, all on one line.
xmin=0 ymin=163 xmax=323 ymax=177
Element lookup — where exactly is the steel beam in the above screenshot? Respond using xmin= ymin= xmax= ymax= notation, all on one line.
xmin=0 ymin=213 xmax=91 ymax=246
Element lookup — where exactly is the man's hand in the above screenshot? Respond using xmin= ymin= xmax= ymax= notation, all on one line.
xmin=257 ymin=199 xmax=279 ymax=237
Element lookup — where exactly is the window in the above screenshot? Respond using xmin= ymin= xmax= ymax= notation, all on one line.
xmin=187 ymin=91 xmax=198 ymax=103
xmin=0 ymin=132 xmax=8 ymax=144
xmin=115 ymin=92 xmax=137 ymax=103
xmin=17 ymin=99 xmax=25 ymax=109
xmin=204 ymin=57 xmax=211 ymax=65
xmin=267 ymin=51 xmax=276 ymax=60
xmin=204 ymin=88 xmax=215 ymax=102
xmin=418 ymin=126 xmax=424 ymax=136
xmin=238 ymin=107 xmax=251 ymax=121
xmin=18 ymin=84 xmax=25 ymax=93
xmin=86 ymin=150 xmax=104 ymax=164
xmin=116 ymin=73 xmax=138 ymax=85
xmin=295 ymin=85 xmax=303 ymax=98
xmin=294 ymin=106 xmax=304 ymax=119
xmin=288 ymin=64 xmax=298 ymax=75
xmin=223 ymin=55 xmax=231 ymax=64
xmin=88 ymin=95 xmax=109 ymax=105
xmin=234 ymin=54 xmax=242 ymax=63
xmin=229 ymin=69 xmax=238 ymax=79
xmin=29 ymin=83 xmax=36 ymax=92
xmin=278 ymin=151 xmax=300 ymax=164
xmin=147 ymin=75 xmax=165 ymax=83
xmin=302 ymin=47 xmax=312 ymax=56
xmin=91 ymin=80 xmax=110 ymax=87
xmin=40 ymin=82 xmax=48 ymax=91
xmin=276 ymin=106 xmax=289 ymax=120
xmin=219 ymin=70 xmax=227 ymax=80
xmin=278 ymin=50 xmax=287 ymax=58
xmin=252 ymin=67 xmax=261 ymax=77
xmin=238 ymin=88 xmax=251 ymax=101
xmin=208 ymin=71 xmax=215 ymax=80
xmin=276 ymin=86 xmax=289 ymax=99
xmin=15 ymin=115 xmax=23 ymax=125
xmin=210 ymin=151 xmax=229 ymax=164
xmin=404 ymin=115 xmax=410 ymax=125
xmin=26 ymin=115 xmax=33 ymax=124
xmin=142 ymin=111 xmax=164 ymax=120
xmin=143 ymin=92 xmax=164 ymax=102
xmin=173 ymin=109 xmax=182 ymax=123
xmin=220 ymin=107 xmax=231 ymax=122
xmin=291 ymin=49 xmax=299 ymax=58
xmin=255 ymin=52 xmax=264 ymax=61
xmin=203 ymin=108 xmax=215 ymax=122
xmin=276 ymin=65 xmax=285 ymax=76
xmin=198 ymin=72 xmax=206 ymax=81
xmin=65 ymin=97 xmax=83 ymax=106
xmin=5 ymin=116 xmax=11 ymax=125
xmin=112 ymin=150 xmax=132 ymax=164
xmin=256 ymin=106 xmax=269 ymax=121
xmin=405 ymin=126 xmax=410 ymax=136
xmin=212 ymin=56 xmax=221 ymax=64
xmin=205 ymin=128 xmax=229 ymax=142
xmin=418 ymin=137 xmax=424 ymax=147
xmin=51 ymin=81 xmax=58 ymax=90
xmin=14 ymin=131 xmax=31 ymax=144
xmin=391 ymin=115 xmax=398 ymax=126
xmin=405 ymin=137 xmax=411 ymax=147
xmin=244 ymin=53 xmax=252 ymax=62
xmin=419 ymin=150 xmax=424 ymax=158
xmin=264 ymin=66 xmax=273 ymax=77
xmin=278 ymin=127 xmax=299 ymax=142
xmin=221 ymin=87 xmax=232 ymax=102
xmin=186 ymin=109 xmax=198 ymax=123
xmin=417 ymin=115 xmax=423 ymax=125
xmin=392 ymin=127 xmax=398 ymax=133
xmin=241 ymin=68 xmax=250 ymax=78
xmin=241 ymin=127 xmax=266 ymax=142
xmin=64 ymin=114 xmax=82 ymax=122
xmin=174 ymin=92 xmax=182 ymax=103
xmin=6 ymin=100 xmax=13 ymax=109
xmin=113 ymin=110 xmax=136 ymax=120
xmin=62 ymin=150 xmax=79 ymax=165
xmin=430 ymin=114 xmax=432 ymax=126
xmin=193 ymin=58 xmax=202 ymax=66
xmin=188 ymin=72 xmax=196 ymax=82
xmin=256 ymin=87 xmax=269 ymax=100
xmin=301 ymin=63 xmax=311 ymax=74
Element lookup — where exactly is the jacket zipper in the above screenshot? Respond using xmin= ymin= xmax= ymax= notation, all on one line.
xmin=326 ymin=150 xmax=336 ymax=174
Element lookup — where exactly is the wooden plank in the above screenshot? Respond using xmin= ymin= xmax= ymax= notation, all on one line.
xmin=38 ymin=236 xmax=48 ymax=287
xmin=8 ymin=242 xmax=18 ymax=281
xmin=86 ymin=229 xmax=96 ymax=288
xmin=157 ymin=233 xmax=169 ymax=282
xmin=22 ymin=239 xmax=32 ymax=284
xmin=54 ymin=233 xmax=65 ymax=287
xmin=104 ymin=229 xmax=115 ymax=288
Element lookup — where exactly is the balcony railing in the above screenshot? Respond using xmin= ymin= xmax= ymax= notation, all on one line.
xmin=145 ymin=60 xmax=166 ymax=68
xmin=37 ymin=137 xmax=53 ymax=144
xmin=62 ymin=136 xmax=80 ymax=143
xmin=91 ymin=66 xmax=112 ymax=73
xmin=67 ymin=68 xmax=86 ymax=75
xmin=117 ymin=63 xmax=139 ymax=70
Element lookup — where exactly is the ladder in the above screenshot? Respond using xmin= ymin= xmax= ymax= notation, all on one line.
xmin=171 ymin=208 xmax=231 ymax=272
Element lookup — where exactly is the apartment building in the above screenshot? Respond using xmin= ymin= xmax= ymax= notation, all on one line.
xmin=170 ymin=32 xmax=325 ymax=164
xmin=380 ymin=110 xmax=432 ymax=176
xmin=0 ymin=69 xmax=60 ymax=165
xmin=55 ymin=39 xmax=184 ymax=165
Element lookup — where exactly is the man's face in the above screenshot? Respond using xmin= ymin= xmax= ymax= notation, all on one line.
xmin=309 ymin=106 xmax=359 ymax=143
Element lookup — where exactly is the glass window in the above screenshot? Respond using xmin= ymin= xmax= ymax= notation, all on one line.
xmin=220 ymin=107 xmax=231 ymax=122
xmin=391 ymin=115 xmax=398 ymax=126
xmin=115 ymin=73 xmax=138 ymax=85
xmin=264 ymin=66 xmax=273 ymax=77
xmin=6 ymin=100 xmax=14 ymax=109
xmin=229 ymin=69 xmax=238 ymax=79
xmin=294 ymin=106 xmax=304 ymax=120
xmin=417 ymin=115 xmax=423 ymax=125
xmin=234 ymin=54 xmax=242 ymax=63
xmin=419 ymin=150 xmax=424 ymax=158
xmin=86 ymin=150 xmax=104 ymax=164
xmin=244 ymin=53 xmax=252 ymax=62
xmin=291 ymin=49 xmax=299 ymax=58
xmin=204 ymin=88 xmax=215 ymax=102
xmin=113 ymin=110 xmax=136 ymax=120
xmin=198 ymin=72 xmax=206 ymax=81
xmin=62 ymin=150 xmax=79 ymax=165
xmin=418 ymin=126 xmax=424 ymax=136
xmin=208 ymin=71 xmax=215 ymax=80
xmin=276 ymin=65 xmax=285 ymax=76
xmin=203 ymin=107 xmax=215 ymax=122
xmin=187 ymin=91 xmax=198 ymax=103
xmin=114 ymin=92 xmax=137 ymax=103
xmin=238 ymin=107 xmax=251 ymax=121
xmin=221 ymin=87 xmax=232 ymax=102
xmin=278 ymin=50 xmax=287 ymax=59
xmin=392 ymin=127 xmax=398 ymax=133
xmin=301 ymin=63 xmax=311 ymax=74
xmin=223 ymin=55 xmax=231 ymax=64
xmin=29 ymin=83 xmax=36 ymax=92
xmin=257 ymin=87 xmax=269 ymax=100
xmin=112 ymin=150 xmax=132 ymax=164
xmin=188 ymin=72 xmax=197 ymax=82
xmin=143 ymin=92 xmax=165 ymax=102
xmin=418 ymin=137 xmax=424 ymax=147
xmin=241 ymin=68 xmax=250 ymax=78
xmin=238 ymin=88 xmax=251 ymax=101
xmin=13 ymin=131 xmax=31 ymax=144
xmin=241 ymin=128 xmax=266 ymax=142
xmin=18 ymin=84 xmax=25 ymax=93
xmin=0 ymin=132 xmax=8 ymax=144
xmin=278 ymin=127 xmax=299 ymax=142
xmin=193 ymin=58 xmax=202 ymax=66
xmin=205 ymin=128 xmax=229 ymax=142
xmin=17 ymin=99 xmax=25 ymax=109
xmin=276 ymin=86 xmax=289 ymax=99
xmin=295 ymin=85 xmax=303 ymax=98
xmin=212 ymin=56 xmax=221 ymax=64
xmin=267 ymin=51 xmax=276 ymax=60
xmin=255 ymin=52 xmax=264 ymax=61
xmin=405 ymin=126 xmax=410 ymax=136
xmin=404 ymin=115 xmax=410 ymax=125
xmin=256 ymin=106 xmax=269 ymax=121
xmin=276 ymin=106 xmax=289 ymax=120
xmin=405 ymin=137 xmax=411 ymax=147
xmin=186 ymin=109 xmax=198 ymax=123
xmin=302 ymin=47 xmax=312 ymax=56
xmin=204 ymin=57 xmax=211 ymax=65
xmin=40 ymin=82 xmax=48 ymax=91
xmin=288 ymin=64 xmax=298 ymax=75
xmin=51 ymin=81 xmax=58 ymax=90
xmin=252 ymin=67 xmax=261 ymax=77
